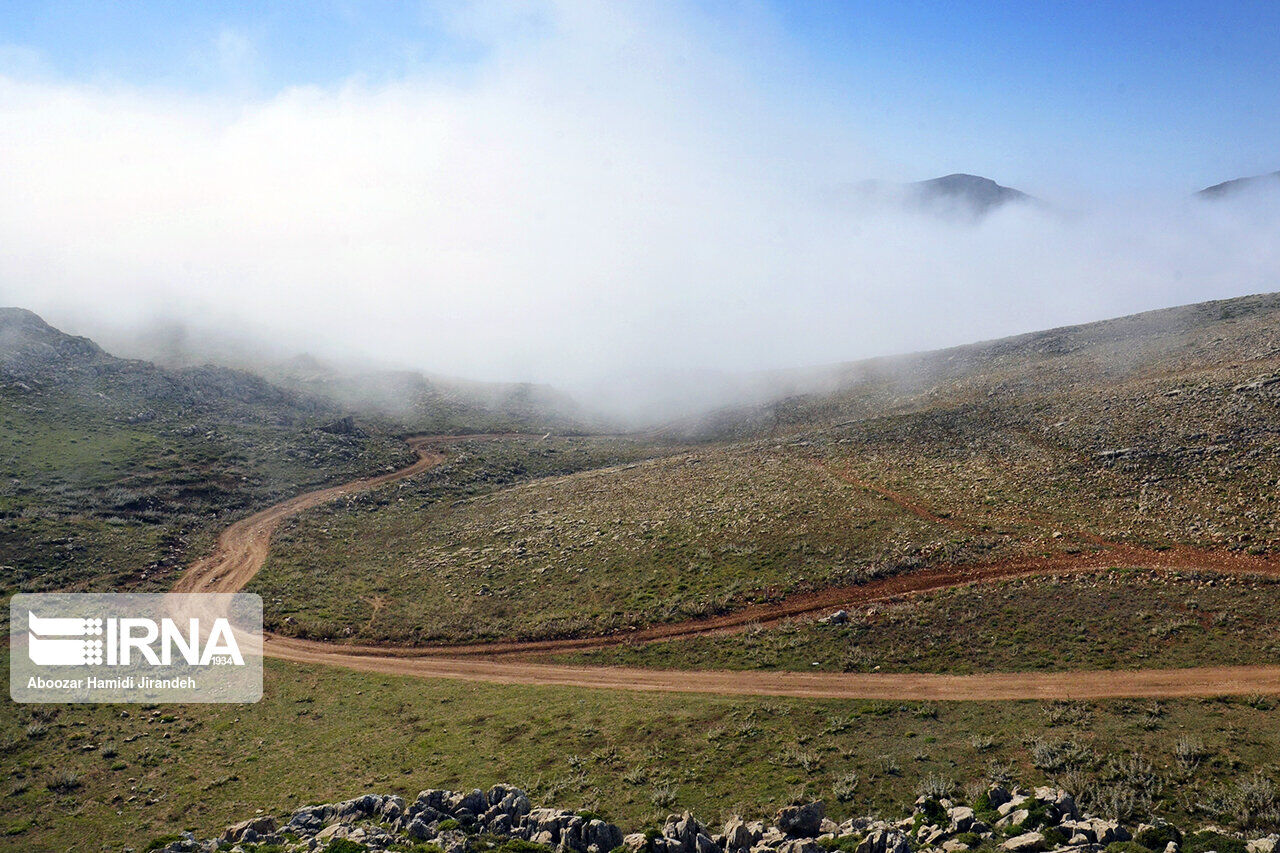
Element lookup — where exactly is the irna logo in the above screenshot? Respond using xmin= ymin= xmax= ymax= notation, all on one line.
xmin=11 ymin=593 xmax=262 ymax=704
xmin=27 ymin=611 xmax=244 ymax=668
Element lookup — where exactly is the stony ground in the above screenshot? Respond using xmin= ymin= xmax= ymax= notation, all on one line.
xmin=0 ymin=307 xmax=423 ymax=598
xmin=12 ymin=654 xmax=1280 ymax=851
xmin=252 ymin=437 xmax=983 ymax=643
xmin=253 ymin=294 xmax=1280 ymax=645
xmin=555 ymin=570 xmax=1280 ymax=674
xmin=149 ymin=780 xmax=1280 ymax=853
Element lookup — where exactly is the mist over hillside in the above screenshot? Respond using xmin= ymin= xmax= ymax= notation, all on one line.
xmin=5 ymin=6 xmax=1280 ymax=413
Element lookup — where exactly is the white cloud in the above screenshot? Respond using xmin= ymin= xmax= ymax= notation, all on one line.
xmin=0 ymin=0 xmax=1277 ymax=419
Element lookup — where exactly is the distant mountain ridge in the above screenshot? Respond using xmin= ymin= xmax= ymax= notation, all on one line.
xmin=1 ymin=307 xmax=600 ymax=436
xmin=910 ymin=173 xmax=1035 ymax=215
xmin=1197 ymin=170 xmax=1280 ymax=198
xmin=839 ymin=172 xmax=1038 ymax=219
xmin=667 ymin=290 xmax=1280 ymax=440
xmin=0 ymin=306 xmax=323 ymax=421
xmin=838 ymin=168 xmax=1280 ymax=215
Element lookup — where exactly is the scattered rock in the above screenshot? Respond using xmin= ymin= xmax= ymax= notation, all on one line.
xmin=147 ymin=781 xmax=1278 ymax=853
xmin=1000 ymin=831 xmax=1045 ymax=852
xmin=777 ymin=802 xmax=825 ymax=838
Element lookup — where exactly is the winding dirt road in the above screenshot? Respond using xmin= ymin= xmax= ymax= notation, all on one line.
xmin=175 ymin=435 xmax=1280 ymax=700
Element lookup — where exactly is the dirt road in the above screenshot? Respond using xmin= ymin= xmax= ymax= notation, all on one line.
xmin=173 ymin=436 xmax=447 ymax=594
xmin=176 ymin=434 xmax=1280 ymax=700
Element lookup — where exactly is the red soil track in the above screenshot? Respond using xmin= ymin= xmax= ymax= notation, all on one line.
xmin=175 ymin=435 xmax=1280 ymax=700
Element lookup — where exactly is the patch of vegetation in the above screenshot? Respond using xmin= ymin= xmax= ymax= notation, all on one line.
xmin=1133 ymin=823 xmax=1182 ymax=850
xmin=557 ymin=571 xmax=1280 ymax=674
xmin=1184 ymin=831 xmax=1248 ymax=853
xmin=0 ymin=309 xmax=418 ymax=597
xmin=254 ymin=437 xmax=1000 ymax=643
xmin=324 ymin=840 xmax=369 ymax=853
xmin=5 ymin=654 xmax=1280 ymax=850
xmin=1105 ymin=843 xmax=1150 ymax=853
xmin=253 ymin=434 xmax=685 ymax=642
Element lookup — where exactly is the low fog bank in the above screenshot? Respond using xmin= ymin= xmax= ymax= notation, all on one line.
xmin=7 ymin=163 xmax=1280 ymax=429
xmin=1 ymin=4 xmax=1279 ymax=428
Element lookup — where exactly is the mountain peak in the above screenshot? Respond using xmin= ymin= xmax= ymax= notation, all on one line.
xmin=0 ymin=307 xmax=105 ymax=373
xmin=911 ymin=173 xmax=1034 ymax=215
xmin=1197 ymin=170 xmax=1280 ymax=198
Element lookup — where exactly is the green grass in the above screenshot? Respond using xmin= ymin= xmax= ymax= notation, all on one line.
xmin=252 ymin=438 xmax=1024 ymax=644
xmin=555 ymin=570 xmax=1280 ymax=673
xmin=0 ymin=380 xmax=416 ymax=596
xmin=6 ymin=653 xmax=1280 ymax=851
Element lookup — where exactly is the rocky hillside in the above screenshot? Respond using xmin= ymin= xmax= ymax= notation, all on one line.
xmin=269 ymin=354 xmax=602 ymax=436
xmin=0 ymin=307 xmax=413 ymax=593
xmin=681 ymin=291 xmax=1280 ymax=441
xmin=0 ymin=307 xmax=328 ymax=423
xmin=147 ymin=781 xmax=1278 ymax=853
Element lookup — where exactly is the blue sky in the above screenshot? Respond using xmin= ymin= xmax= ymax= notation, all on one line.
xmin=2 ymin=2 xmax=1279 ymax=396
xmin=1 ymin=1 xmax=1277 ymax=194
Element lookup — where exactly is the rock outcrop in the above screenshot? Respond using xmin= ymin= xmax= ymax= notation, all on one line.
xmin=146 ymin=782 xmax=1276 ymax=853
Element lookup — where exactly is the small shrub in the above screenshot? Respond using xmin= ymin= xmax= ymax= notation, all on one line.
xmin=1043 ymin=701 xmax=1092 ymax=727
xmin=777 ymin=745 xmax=821 ymax=772
xmin=1134 ymin=823 xmax=1183 ymax=851
xmin=494 ymin=841 xmax=554 ymax=853
xmin=324 ymin=841 xmax=368 ymax=853
xmin=144 ymin=836 xmax=182 ymax=852
xmin=1006 ymin=798 xmax=1051 ymax=833
xmin=1245 ymin=694 xmax=1275 ymax=711
xmin=971 ymin=789 xmax=1000 ymax=825
xmin=1090 ymin=783 xmax=1150 ymax=823
xmin=985 ymin=761 xmax=1017 ymax=788
xmin=916 ymin=800 xmax=948 ymax=833
xmin=437 ymin=819 xmax=462 ymax=832
xmin=818 ymin=836 xmax=862 ymax=853
xmin=622 ymin=766 xmax=648 ymax=786
xmin=650 ymin=784 xmax=677 ymax=809
xmin=1042 ymin=827 xmax=1068 ymax=848
xmin=833 ymin=772 xmax=859 ymax=803
xmin=1105 ymin=843 xmax=1151 ymax=853
xmin=1030 ymin=737 xmax=1096 ymax=773
xmin=915 ymin=774 xmax=953 ymax=800
xmin=1184 ymin=831 xmax=1247 ymax=853
xmin=46 ymin=771 xmax=80 ymax=794
xmin=969 ymin=735 xmax=996 ymax=752
xmin=1173 ymin=736 xmax=1206 ymax=774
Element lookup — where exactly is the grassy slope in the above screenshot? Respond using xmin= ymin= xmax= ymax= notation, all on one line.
xmin=556 ymin=570 xmax=1280 ymax=673
xmin=252 ymin=435 xmax=718 ymax=642
xmin=0 ymin=309 xmax=415 ymax=594
xmin=255 ymin=293 xmax=1280 ymax=644
xmin=8 ymin=296 xmax=1280 ymax=850
xmin=6 ymin=653 xmax=1280 ymax=851
xmin=252 ymin=437 xmax=1014 ymax=643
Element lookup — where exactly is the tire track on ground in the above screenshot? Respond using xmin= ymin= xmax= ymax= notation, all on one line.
xmin=175 ymin=435 xmax=1280 ymax=700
